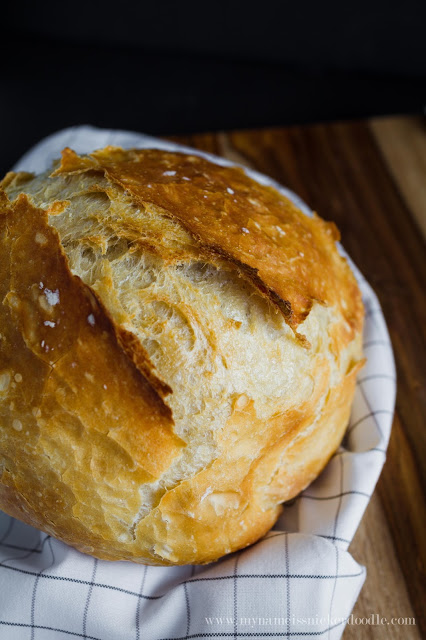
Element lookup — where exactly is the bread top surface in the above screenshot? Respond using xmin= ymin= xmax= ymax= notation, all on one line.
xmin=50 ymin=147 xmax=363 ymax=342
xmin=0 ymin=147 xmax=364 ymax=564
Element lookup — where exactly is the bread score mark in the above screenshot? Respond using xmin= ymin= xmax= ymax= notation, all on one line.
xmin=52 ymin=147 xmax=364 ymax=348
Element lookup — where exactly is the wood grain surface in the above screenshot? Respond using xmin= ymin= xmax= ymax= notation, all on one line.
xmin=169 ymin=115 xmax=426 ymax=639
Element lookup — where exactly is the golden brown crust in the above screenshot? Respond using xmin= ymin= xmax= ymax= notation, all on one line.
xmin=53 ymin=147 xmax=363 ymax=343
xmin=0 ymin=147 xmax=365 ymax=565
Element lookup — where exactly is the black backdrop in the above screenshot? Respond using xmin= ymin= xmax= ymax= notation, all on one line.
xmin=1 ymin=0 xmax=425 ymax=174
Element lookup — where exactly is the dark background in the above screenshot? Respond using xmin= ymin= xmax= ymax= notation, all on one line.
xmin=1 ymin=0 xmax=425 ymax=174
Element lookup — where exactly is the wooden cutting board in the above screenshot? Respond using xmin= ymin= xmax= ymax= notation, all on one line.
xmin=170 ymin=115 xmax=426 ymax=639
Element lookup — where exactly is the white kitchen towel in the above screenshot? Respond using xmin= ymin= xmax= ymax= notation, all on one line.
xmin=0 ymin=126 xmax=396 ymax=640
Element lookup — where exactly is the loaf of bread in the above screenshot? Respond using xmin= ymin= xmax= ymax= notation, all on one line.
xmin=0 ymin=147 xmax=364 ymax=565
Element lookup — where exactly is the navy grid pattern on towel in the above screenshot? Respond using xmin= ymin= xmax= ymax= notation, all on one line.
xmin=0 ymin=126 xmax=396 ymax=640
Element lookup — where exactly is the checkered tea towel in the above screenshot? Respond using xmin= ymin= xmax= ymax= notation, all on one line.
xmin=0 ymin=126 xmax=396 ymax=640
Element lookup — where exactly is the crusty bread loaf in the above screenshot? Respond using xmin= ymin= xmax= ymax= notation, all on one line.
xmin=0 ymin=147 xmax=364 ymax=565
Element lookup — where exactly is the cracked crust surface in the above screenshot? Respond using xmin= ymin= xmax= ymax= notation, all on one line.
xmin=0 ymin=148 xmax=364 ymax=564
xmin=52 ymin=147 xmax=363 ymax=341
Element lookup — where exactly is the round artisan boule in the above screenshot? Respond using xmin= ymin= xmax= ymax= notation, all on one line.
xmin=0 ymin=147 xmax=364 ymax=565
